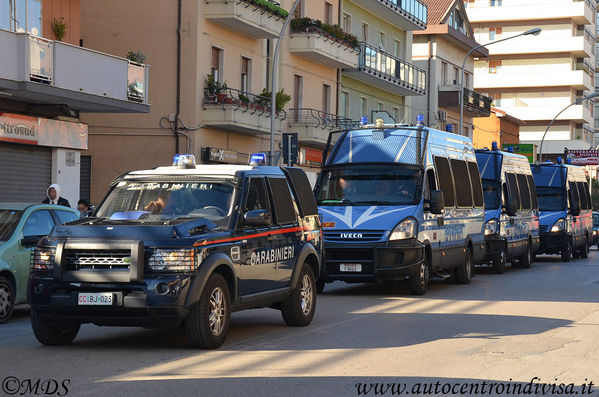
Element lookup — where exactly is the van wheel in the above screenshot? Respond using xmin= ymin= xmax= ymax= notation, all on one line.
xmin=561 ymin=242 xmax=572 ymax=262
xmin=31 ymin=311 xmax=80 ymax=345
xmin=455 ymin=249 xmax=473 ymax=284
xmin=186 ymin=273 xmax=231 ymax=349
xmin=281 ymin=263 xmax=316 ymax=326
xmin=409 ymin=262 xmax=429 ymax=295
xmin=492 ymin=251 xmax=506 ymax=274
xmin=519 ymin=244 xmax=532 ymax=269
xmin=580 ymin=238 xmax=589 ymax=259
xmin=0 ymin=277 xmax=15 ymax=324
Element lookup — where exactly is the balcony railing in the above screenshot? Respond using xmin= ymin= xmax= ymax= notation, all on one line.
xmin=463 ymin=88 xmax=492 ymax=114
xmin=204 ymin=0 xmax=288 ymax=39
xmin=288 ymin=108 xmax=359 ymax=129
xmin=351 ymin=0 xmax=427 ymax=30
xmin=203 ymin=87 xmax=287 ymax=119
xmin=356 ymin=42 xmax=426 ymax=95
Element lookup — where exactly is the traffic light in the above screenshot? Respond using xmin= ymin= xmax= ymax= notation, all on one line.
xmin=282 ymin=132 xmax=298 ymax=166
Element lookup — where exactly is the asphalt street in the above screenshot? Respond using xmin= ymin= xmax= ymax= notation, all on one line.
xmin=2 ymin=251 xmax=599 ymax=397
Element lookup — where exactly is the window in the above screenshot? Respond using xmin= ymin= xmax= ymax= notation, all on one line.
xmin=569 ymin=181 xmax=580 ymax=208
xmin=55 ymin=210 xmax=79 ymax=224
xmin=490 ymin=0 xmax=502 ymax=6
xmin=493 ymin=92 xmax=502 ymax=106
xmin=489 ymin=28 xmax=496 ymax=40
xmin=393 ymin=40 xmax=401 ymax=58
xmin=360 ymin=97 xmax=367 ymax=118
xmin=294 ymin=0 xmax=305 ymax=18
xmin=323 ymin=84 xmax=331 ymax=113
xmin=574 ymin=182 xmax=588 ymax=210
xmin=468 ymin=162 xmax=484 ymax=207
xmin=23 ymin=210 xmax=54 ymax=237
xmin=517 ymin=174 xmax=531 ymax=210
xmin=526 ymin=175 xmax=538 ymax=209
xmin=211 ymin=47 xmax=223 ymax=81
xmin=441 ymin=62 xmax=448 ymax=84
xmin=342 ymin=12 xmax=351 ymax=33
xmin=294 ymin=75 xmax=303 ymax=109
xmin=267 ymin=178 xmax=297 ymax=224
xmin=489 ymin=60 xmax=501 ymax=74
xmin=2 ymin=0 xmax=41 ymax=34
xmin=434 ymin=157 xmax=455 ymax=207
xmin=340 ymin=91 xmax=349 ymax=118
xmin=464 ymin=72 xmax=470 ymax=89
xmin=378 ymin=31 xmax=385 ymax=50
xmin=361 ymin=22 xmax=368 ymax=42
xmin=241 ymin=57 xmax=251 ymax=94
xmin=426 ymin=169 xmax=437 ymax=196
xmin=583 ymin=182 xmax=592 ymax=210
xmin=453 ymin=67 xmax=459 ymax=84
xmin=450 ymin=159 xmax=473 ymax=207
xmin=377 ymin=102 xmax=384 ymax=111
xmin=245 ymin=178 xmax=271 ymax=215
xmin=324 ymin=2 xmax=333 ymax=25
xmin=506 ymin=173 xmax=521 ymax=210
xmin=393 ymin=107 xmax=400 ymax=122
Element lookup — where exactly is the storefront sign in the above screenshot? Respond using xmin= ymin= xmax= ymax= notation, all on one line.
xmin=0 ymin=112 xmax=88 ymax=149
xmin=0 ymin=114 xmax=38 ymax=144
xmin=502 ymin=143 xmax=535 ymax=163
xmin=202 ymin=147 xmax=239 ymax=163
xmin=566 ymin=149 xmax=599 ymax=166
xmin=300 ymin=148 xmax=323 ymax=165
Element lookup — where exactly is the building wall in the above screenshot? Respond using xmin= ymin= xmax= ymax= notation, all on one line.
xmin=473 ymin=113 xmax=500 ymax=149
xmin=51 ymin=148 xmax=80 ymax=205
xmin=41 ymin=0 xmax=80 ymax=44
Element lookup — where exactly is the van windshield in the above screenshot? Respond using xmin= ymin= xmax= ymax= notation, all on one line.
xmin=536 ymin=186 xmax=566 ymax=211
xmin=481 ymin=179 xmax=501 ymax=210
xmin=316 ymin=165 xmax=422 ymax=206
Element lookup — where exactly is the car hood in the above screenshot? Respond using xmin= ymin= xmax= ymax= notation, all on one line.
xmin=318 ymin=205 xmax=418 ymax=231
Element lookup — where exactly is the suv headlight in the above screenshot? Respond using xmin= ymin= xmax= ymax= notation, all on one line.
xmin=550 ymin=218 xmax=566 ymax=233
xmin=149 ymin=249 xmax=196 ymax=272
xmin=32 ymin=248 xmax=56 ymax=271
xmin=484 ymin=219 xmax=499 ymax=236
xmin=389 ymin=218 xmax=418 ymax=241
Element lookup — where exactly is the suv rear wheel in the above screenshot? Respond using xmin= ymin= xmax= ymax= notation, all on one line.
xmin=31 ymin=311 xmax=80 ymax=345
xmin=186 ymin=273 xmax=231 ymax=349
xmin=0 ymin=276 xmax=15 ymax=324
xmin=455 ymin=249 xmax=473 ymax=284
xmin=281 ymin=263 xmax=316 ymax=326
xmin=409 ymin=261 xmax=429 ymax=295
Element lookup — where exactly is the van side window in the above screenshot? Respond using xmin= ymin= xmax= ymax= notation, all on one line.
xmin=505 ymin=173 xmax=521 ymax=210
xmin=582 ymin=182 xmax=592 ymax=210
xmin=450 ymin=159 xmax=473 ymax=207
xmin=569 ymin=181 xmax=580 ymax=209
xmin=575 ymin=182 xmax=588 ymax=210
xmin=526 ymin=174 xmax=538 ymax=209
xmin=426 ymin=169 xmax=437 ymax=195
xmin=245 ymin=178 xmax=271 ymax=215
xmin=517 ymin=174 xmax=531 ymax=210
xmin=267 ymin=178 xmax=297 ymax=225
xmin=434 ymin=156 xmax=455 ymax=207
xmin=467 ymin=162 xmax=484 ymax=207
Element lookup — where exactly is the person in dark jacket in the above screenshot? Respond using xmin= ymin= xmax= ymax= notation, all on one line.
xmin=42 ymin=184 xmax=71 ymax=207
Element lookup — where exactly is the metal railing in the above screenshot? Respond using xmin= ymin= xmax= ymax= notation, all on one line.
xmin=382 ymin=0 xmax=427 ymax=26
xmin=203 ymin=87 xmax=287 ymax=119
xmin=359 ymin=42 xmax=426 ymax=93
xmin=288 ymin=108 xmax=359 ymax=129
xmin=28 ymin=36 xmax=53 ymax=83
xmin=463 ymin=88 xmax=492 ymax=113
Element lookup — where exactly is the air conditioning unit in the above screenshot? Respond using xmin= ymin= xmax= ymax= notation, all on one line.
xmin=437 ymin=110 xmax=447 ymax=121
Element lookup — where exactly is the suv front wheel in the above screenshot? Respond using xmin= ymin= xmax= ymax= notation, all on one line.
xmin=281 ymin=263 xmax=316 ymax=326
xmin=31 ymin=311 xmax=80 ymax=345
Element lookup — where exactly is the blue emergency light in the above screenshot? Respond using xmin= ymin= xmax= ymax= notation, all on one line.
xmin=172 ymin=154 xmax=196 ymax=169
xmin=557 ymin=156 xmax=562 ymax=164
xmin=250 ymin=152 xmax=267 ymax=165
xmin=491 ymin=141 xmax=498 ymax=151
xmin=446 ymin=124 xmax=452 ymax=132
xmin=360 ymin=116 xmax=368 ymax=126
xmin=416 ymin=114 xmax=424 ymax=126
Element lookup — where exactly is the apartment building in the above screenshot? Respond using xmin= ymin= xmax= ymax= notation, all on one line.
xmin=466 ymin=0 xmax=597 ymax=156
xmin=338 ymin=0 xmax=428 ymax=125
xmin=0 ymin=0 xmax=149 ymax=204
xmin=412 ymin=0 xmax=491 ymax=138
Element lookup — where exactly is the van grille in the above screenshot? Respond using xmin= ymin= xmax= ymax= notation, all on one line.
xmin=324 ymin=230 xmax=386 ymax=242
xmin=539 ymin=225 xmax=548 ymax=233
xmin=63 ymin=249 xmax=131 ymax=271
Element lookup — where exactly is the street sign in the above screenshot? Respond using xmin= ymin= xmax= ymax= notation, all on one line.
xmin=282 ymin=132 xmax=298 ymax=166
xmin=502 ymin=143 xmax=536 ymax=163
xmin=565 ymin=149 xmax=599 ymax=166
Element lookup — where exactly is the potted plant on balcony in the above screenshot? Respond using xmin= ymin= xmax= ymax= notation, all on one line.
xmin=257 ymin=88 xmax=291 ymax=113
xmin=239 ymin=93 xmax=251 ymax=108
xmin=52 ymin=17 xmax=67 ymax=41
xmin=127 ymin=51 xmax=147 ymax=64
xmin=205 ymin=75 xmax=228 ymax=103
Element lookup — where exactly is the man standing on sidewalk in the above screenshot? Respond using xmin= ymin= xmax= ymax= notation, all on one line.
xmin=42 ymin=184 xmax=71 ymax=207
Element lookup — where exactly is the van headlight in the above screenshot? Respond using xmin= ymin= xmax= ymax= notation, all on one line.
xmin=484 ymin=219 xmax=499 ymax=236
xmin=550 ymin=218 xmax=566 ymax=233
xmin=389 ymin=218 xmax=418 ymax=241
xmin=149 ymin=249 xmax=196 ymax=272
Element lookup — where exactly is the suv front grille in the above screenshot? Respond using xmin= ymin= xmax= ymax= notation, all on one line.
xmin=63 ymin=249 xmax=131 ymax=271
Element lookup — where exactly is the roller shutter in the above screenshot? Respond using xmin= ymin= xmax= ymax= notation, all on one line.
xmin=0 ymin=143 xmax=52 ymax=202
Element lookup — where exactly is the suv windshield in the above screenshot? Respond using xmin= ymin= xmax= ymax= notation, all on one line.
xmin=482 ymin=179 xmax=501 ymax=210
xmin=96 ymin=180 xmax=235 ymax=226
xmin=0 ymin=210 xmax=23 ymax=241
xmin=536 ymin=186 xmax=566 ymax=211
xmin=316 ymin=165 xmax=422 ymax=206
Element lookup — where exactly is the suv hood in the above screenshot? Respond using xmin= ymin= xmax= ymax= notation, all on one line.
xmin=318 ymin=205 xmax=418 ymax=231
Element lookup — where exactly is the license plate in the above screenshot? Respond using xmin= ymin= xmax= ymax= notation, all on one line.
xmin=78 ymin=293 xmax=114 ymax=306
xmin=340 ymin=263 xmax=362 ymax=272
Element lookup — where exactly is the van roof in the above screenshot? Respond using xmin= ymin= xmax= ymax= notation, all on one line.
xmin=125 ymin=165 xmax=282 ymax=178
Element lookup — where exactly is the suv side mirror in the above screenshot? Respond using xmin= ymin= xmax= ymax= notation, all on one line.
xmin=21 ymin=235 xmax=41 ymax=247
xmin=570 ymin=202 xmax=580 ymax=216
xmin=243 ymin=209 xmax=271 ymax=227
xmin=429 ymin=190 xmax=444 ymax=214
xmin=505 ymin=197 xmax=517 ymax=216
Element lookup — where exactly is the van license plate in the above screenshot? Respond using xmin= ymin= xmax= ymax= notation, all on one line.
xmin=78 ymin=293 xmax=114 ymax=305
xmin=340 ymin=264 xmax=362 ymax=272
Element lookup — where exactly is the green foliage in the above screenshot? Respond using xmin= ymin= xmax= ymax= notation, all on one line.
xmin=246 ymin=0 xmax=289 ymax=19
xmin=257 ymin=88 xmax=291 ymax=111
xmin=52 ymin=17 xmax=67 ymax=41
xmin=290 ymin=17 xmax=359 ymax=49
xmin=239 ymin=94 xmax=250 ymax=103
xmin=127 ymin=51 xmax=147 ymax=64
xmin=204 ymin=74 xmax=228 ymax=96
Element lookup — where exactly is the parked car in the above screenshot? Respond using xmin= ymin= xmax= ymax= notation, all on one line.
xmin=591 ymin=211 xmax=599 ymax=249
xmin=475 ymin=147 xmax=540 ymax=273
xmin=314 ymin=122 xmax=485 ymax=295
xmin=0 ymin=203 xmax=79 ymax=323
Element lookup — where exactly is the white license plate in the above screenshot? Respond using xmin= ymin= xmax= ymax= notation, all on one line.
xmin=340 ymin=263 xmax=362 ymax=272
xmin=78 ymin=293 xmax=114 ymax=306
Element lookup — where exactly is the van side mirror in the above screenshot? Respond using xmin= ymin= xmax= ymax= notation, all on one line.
xmin=429 ymin=190 xmax=444 ymax=214
xmin=243 ymin=209 xmax=271 ymax=227
xmin=21 ymin=235 xmax=42 ymax=247
xmin=505 ymin=197 xmax=517 ymax=216
xmin=570 ymin=202 xmax=580 ymax=216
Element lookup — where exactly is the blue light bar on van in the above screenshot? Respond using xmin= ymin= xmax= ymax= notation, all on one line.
xmin=250 ymin=152 xmax=266 ymax=165
xmin=172 ymin=154 xmax=196 ymax=169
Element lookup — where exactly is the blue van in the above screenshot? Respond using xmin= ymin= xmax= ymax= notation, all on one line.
xmin=314 ymin=123 xmax=486 ymax=295
xmin=475 ymin=148 xmax=540 ymax=273
xmin=531 ymin=161 xmax=593 ymax=261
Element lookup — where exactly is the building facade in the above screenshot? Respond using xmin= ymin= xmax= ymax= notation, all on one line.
xmin=0 ymin=0 xmax=149 ymax=204
xmin=472 ymin=107 xmax=523 ymax=149
xmin=412 ymin=0 xmax=491 ymax=137
xmin=466 ymin=0 xmax=597 ymax=157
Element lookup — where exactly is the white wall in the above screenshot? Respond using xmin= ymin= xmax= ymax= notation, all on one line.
xmin=51 ymin=148 xmax=80 ymax=208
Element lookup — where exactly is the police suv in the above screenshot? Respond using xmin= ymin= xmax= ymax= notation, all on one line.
xmin=28 ymin=155 xmax=322 ymax=348
xmin=314 ymin=120 xmax=486 ymax=295
xmin=475 ymin=146 xmax=540 ymax=273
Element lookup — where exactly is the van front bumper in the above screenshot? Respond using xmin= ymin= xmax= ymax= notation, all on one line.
xmin=539 ymin=231 xmax=569 ymax=255
xmin=322 ymin=239 xmax=425 ymax=283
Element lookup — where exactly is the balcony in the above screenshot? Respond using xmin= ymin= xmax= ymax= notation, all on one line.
xmin=438 ymin=86 xmax=492 ymax=117
xmin=289 ymin=19 xmax=359 ymax=68
xmin=466 ymin=0 xmax=594 ymax=25
xmin=342 ymin=42 xmax=426 ymax=96
xmin=483 ymin=36 xmax=593 ymax=58
xmin=288 ymin=108 xmax=358 ymax=146
xmin=201 ymin=87 xmax=286 ymax=135
xmin=350 ymin=0 xmax=427 ymax=31
xmin=0 ymin=29 xmax=149 ymax=113
xmin=204 ymin=0 xmax=287 ymax=39
xmin=474 ymin=70 xmax=592 ymax=90
xmin=500 ymin=104 xmax=592 ymax=123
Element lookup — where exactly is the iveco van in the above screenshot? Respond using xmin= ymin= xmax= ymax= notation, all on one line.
xmin=314 ymin=122 xmax=486 ymax=295
xmin=532 ymin=161 xmax=593 ymax=261
xmin=475 ymin=147 xmax=540 ymax=273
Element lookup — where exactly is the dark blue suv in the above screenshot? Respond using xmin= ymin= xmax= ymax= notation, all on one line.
xmin=28 ymin=160 xmax=322 ymax=348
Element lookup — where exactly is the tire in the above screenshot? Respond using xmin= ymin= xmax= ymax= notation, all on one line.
xmin=519 ymin=243 xmax=532 ymax=269
xmin=561 ymin=241 xmax=572 ymax=262
xmin=186 ymin=273 xmax=231 ymax=349
xmin=455 ymin=249 xmax=473 ymax=284
xmin=316 ymin=277 xmax=326 ymax=294
xmin=580 ymin=238 xmax=589 ymax=259
xmin=492 ymin=250 xmax=506 ymax=274
xmin=281 ymin=263 xmax=316 ymax=326
xmin=409 ymin=261 xmax=429 ymax=295
xmin=0 ymin=276 xmax=15 ymax=324
xmin=31 ymin=311 xmax=80 ymax=345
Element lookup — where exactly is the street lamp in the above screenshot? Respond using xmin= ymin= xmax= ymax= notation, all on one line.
xmin=459 ymin=27 xmax=541 ymax=137
xmin=269 ymin=0 xmax=302 ymax=166
xmin=537 ymin=91 xmax=599 ymax=163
